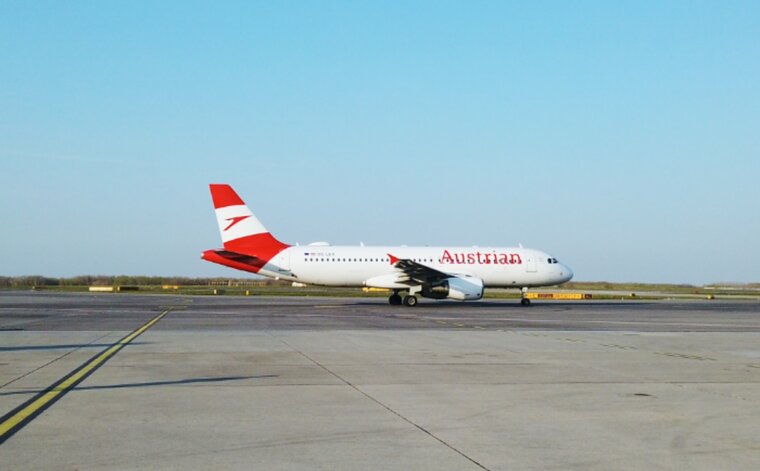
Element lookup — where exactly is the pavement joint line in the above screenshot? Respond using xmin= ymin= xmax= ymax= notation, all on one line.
xmin=0 ymin=307 xmax=173 ymax=445
xmin=0 ymin=331 xmax=115 ymax=390
xmin=273 ymin=334 xmax=492 ymax=471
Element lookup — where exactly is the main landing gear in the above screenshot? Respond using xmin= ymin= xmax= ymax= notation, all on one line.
xmin=389 ymin=291 xmax=418 ymax=307
xmin=520 ymin=287 xmax=531 ymax=306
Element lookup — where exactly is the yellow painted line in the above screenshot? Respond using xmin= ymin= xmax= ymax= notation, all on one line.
xmin=0 ymin=309 xmax=170 ymax=444
xmin=525 ymin=293 xmax=592 ymax=300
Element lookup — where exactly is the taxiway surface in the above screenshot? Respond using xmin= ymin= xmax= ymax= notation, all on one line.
xmin=1 ymin=292 xmax=759 ymax=470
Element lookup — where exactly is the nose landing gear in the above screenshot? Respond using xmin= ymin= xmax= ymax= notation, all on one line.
xmin=520 ymin=287 xmax=531 ymax=306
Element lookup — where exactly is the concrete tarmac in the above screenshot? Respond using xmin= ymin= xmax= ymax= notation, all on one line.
xmin=1 ymin=291 xmax=760 ymax=470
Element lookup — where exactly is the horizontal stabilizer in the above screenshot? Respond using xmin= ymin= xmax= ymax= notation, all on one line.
xmin=211 ymin=250 xmax=264 ymax=265
xmin=201 ymin=249 xmax=268 ymax=274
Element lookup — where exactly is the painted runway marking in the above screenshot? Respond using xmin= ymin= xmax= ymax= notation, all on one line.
xmin=0 ymin=309 xmax=171 ymax=445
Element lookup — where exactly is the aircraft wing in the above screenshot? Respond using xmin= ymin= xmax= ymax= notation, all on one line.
xmin=384 ymin=253 xmax=485 ymax=301
xmin=388 ymin=253 xmax=452 ymax=284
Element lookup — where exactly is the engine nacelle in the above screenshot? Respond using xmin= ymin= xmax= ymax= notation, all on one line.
xmin=421 ymin=276 xmax=484 ymax=301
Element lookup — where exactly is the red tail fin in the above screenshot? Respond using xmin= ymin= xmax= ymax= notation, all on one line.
xmin=208 ymin=184 xmax=289 ymax=261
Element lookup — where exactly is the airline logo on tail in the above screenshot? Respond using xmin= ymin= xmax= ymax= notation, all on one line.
xmin=223 ymin=215 xmax=251 ymax=232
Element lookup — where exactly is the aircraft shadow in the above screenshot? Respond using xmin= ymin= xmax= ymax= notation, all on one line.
xmin=0 ymin=342 xmax=149 ymax=352
xmin=0 ymin=375 xmax=276 ymax=396
xmin=349 ymin=301 xmax=658 ymax=309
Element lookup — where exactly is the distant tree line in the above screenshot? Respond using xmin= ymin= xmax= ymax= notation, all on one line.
xmin=0 ymin=276 xmax=284 ymax=288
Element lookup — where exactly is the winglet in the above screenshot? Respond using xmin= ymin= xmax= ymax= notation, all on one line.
xmin=388 ymin=253 xmax=400 ymax=265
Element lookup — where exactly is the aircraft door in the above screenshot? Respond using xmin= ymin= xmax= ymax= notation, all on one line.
xmin=526 ymin=255 xmax=537 ymax=273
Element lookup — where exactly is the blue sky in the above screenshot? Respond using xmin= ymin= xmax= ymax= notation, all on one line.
xmin=1 ymin=1 xmax=758 ymax=284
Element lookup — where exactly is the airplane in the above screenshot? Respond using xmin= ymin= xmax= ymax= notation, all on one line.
xmin=202 ymin=184 xmax=573 ymax=306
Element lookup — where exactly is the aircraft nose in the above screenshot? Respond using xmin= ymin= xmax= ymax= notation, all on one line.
xmin=562 ymin=265 xmax=574 ymax=281
xmin=558 ymin=264 xmax=573 ymax=283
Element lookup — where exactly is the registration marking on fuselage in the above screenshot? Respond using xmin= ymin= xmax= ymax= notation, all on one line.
xmin=0 ymin=309 xmax=171 ymax=445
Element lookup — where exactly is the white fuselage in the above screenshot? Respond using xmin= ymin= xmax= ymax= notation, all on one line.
xmin=259 ymin=245 xmax=573 ymax=288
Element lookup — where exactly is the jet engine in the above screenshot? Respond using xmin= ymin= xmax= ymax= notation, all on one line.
xmin=422 ymin=276 xmax=484 ymax=301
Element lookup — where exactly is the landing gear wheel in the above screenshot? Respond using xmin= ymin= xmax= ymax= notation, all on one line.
xmin=389 ymin=294 xmax=402 ymax=305
xmin=520 ymin=287 xmax=531 ymax=306
xmin=403 ymin=295 xmax=418 ymax=307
